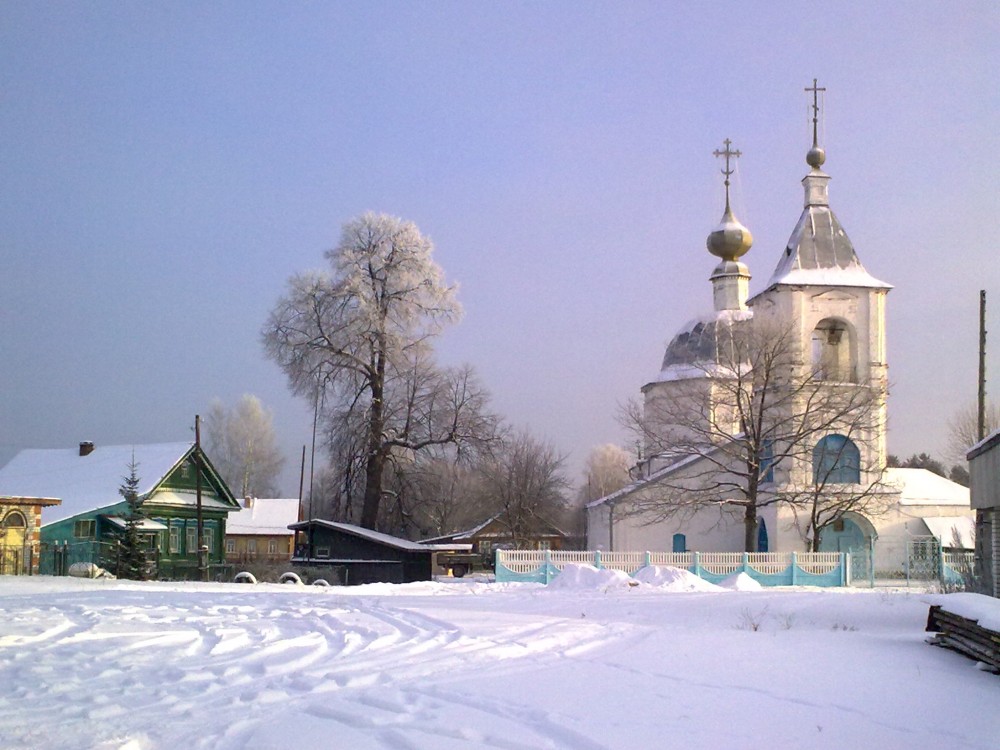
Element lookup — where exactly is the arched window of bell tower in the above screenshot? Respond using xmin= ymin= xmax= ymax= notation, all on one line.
xmin=810 ymin=318 xmax=857 ymax=382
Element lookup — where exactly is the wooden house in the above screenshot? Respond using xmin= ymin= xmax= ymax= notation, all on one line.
xmin=290 ymin=519 xmax=466 ymax=585
xmin=0 ymin=495 xmax=61 ymax=574
xmin=0 ymin=441 xmax=240 ymax=579
xmin=225 ymin=496 xmax=299 ymax=563
xmin=422 ymin=513 xmax=569 ymax=562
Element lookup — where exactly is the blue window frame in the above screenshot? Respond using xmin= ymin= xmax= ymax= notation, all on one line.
xmin=813 ymin=435 xmax=860 ymax=484
xmin=761 ymin=440 xmax=775 ymax=483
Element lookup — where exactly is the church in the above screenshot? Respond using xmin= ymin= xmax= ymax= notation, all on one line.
xmin=586 ymin=83 xmax=973 ymax=579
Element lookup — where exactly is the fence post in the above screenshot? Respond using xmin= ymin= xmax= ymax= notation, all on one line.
xmin=693 ymin=551 xmax=701 ymax=579
xmin=868 ymin=538 xmax=875 ymax=588
xmin=644 ymin=550 xmax=651 ymax=568
xmin=544 ymin=548 xmax=553 ymax=584
xmin=938 ymin=544 xmax=946 ymax=588
xmin=791 ymin=551 xmax=798 ymax=585
xmin=742 ymin=552 xmax=749 ymax=575
xmin=594 ymin=550 xmax=602 ymax=569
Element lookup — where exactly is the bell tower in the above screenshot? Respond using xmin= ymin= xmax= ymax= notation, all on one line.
xmin=749 ymin=80 xmax=892 ymax=488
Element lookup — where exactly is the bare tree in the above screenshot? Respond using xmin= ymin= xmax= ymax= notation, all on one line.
xmin=947 ymin=400 xmax=1000 ymax=464
xmin=624 ymin=320 xmax=887 ymax=552
xmin=578 ymin=443 xmax=633 ymax=504
xmin=205 ymin=394 xmax=285 ymax=498
xmin=476 ymin=430 xmax=569 ymax=547
xmin=381 ymin=451 xmax=486 ymax=539
xmin=263 ymin=213 xmax=496 ymax=529
xmin=792 ymin=424 xmax=894 ymax=552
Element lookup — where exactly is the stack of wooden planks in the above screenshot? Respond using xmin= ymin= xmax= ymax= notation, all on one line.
xmin=926 ymin=604 xmax=1000 ymax=673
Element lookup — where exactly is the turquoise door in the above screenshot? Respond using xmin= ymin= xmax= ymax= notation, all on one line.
xmin=819 ymin=518 xmax=865 ymax=554
xmin=672 ymin=533 xmax=686 ymax=553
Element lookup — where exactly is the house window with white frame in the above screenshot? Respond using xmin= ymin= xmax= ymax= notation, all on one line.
xmin=74 ymin=520 xmax=95 ymax=539
xmin=225 ymin=538 xmax=236 ymax=554
xmin=201 ymin=529 xmax=213 ymax=554
xmin=169 ymin=526 xmax=180 ymax=554
xmin=186 ymin=526 xmax=197 ymax=555
xmin=268 ymin=539 xmax=278 ymax=556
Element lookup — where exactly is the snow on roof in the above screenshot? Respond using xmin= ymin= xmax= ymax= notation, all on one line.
xmin=966 ymin=426 xmax=1000 ymax=461
xmin=227 ymin=498 xmax=300 ymax=536
xmin=921 ymin=516 xmax=975 ymax=549
xmin=421 ymin=513 xmax=567 ymax=543
xmin=0 ymin=442 xmax=194 ymax=524
xmin=289 ymin=519 xmax=448 ymax=552
xmin=760 ymin=205 xmax=891 ymax=292
xmin=104 ymin=517 xmax=170 ymax=532
xmin=585 ymin=452 xmax=709 ymax=509
xmin=885 ymin=468 xmax=970 ymax=507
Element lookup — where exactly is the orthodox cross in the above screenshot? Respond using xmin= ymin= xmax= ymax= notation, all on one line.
xmin=713 ymin=138 xmax=741 ymax=210
xmin=805 ymin=78 xmax=826 ymax=146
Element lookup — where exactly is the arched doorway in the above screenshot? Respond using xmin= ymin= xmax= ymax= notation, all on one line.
xmin=819 ymin=512 xmax=876 ymax=580
xmin=1 ymin=510 xmax=28 ymax=575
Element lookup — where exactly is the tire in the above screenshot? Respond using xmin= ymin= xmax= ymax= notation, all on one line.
xmin=452 ymin=564 xmax=468 ymax=578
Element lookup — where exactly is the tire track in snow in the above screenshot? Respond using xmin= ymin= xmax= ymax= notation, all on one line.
xmin=0 ymin=588 xmax=632 ymax=750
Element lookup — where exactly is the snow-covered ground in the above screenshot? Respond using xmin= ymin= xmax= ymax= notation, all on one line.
xmin=1 ymin=568 xmax=998 ymax=750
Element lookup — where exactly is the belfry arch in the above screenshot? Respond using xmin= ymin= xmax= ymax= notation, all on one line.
xmin=810 ymin=317 xmax=857 ymax=382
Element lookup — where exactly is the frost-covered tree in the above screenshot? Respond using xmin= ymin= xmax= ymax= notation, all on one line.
xmin=263 ymin=212 xmax=495 ymax=529
xmin=117 ymin=456 xmax=147 ymax=580
xmin=205 ymin=394 xmax=285 ymax=498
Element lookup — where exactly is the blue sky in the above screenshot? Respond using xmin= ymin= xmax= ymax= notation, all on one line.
xmin=2 ymin=2 xmax=997 ymax=493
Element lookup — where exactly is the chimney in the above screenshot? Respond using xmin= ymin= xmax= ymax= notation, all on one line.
xmin=79 ymin=441 xmax=95 ymax=457
xmin=244 ymin=496 xmax=254 ymax=509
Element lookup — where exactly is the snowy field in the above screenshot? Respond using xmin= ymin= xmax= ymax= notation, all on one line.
xmin=1 ymin=568 xmax=998 ymax=750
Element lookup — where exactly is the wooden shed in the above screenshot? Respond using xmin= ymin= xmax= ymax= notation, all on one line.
xmin=289 ymin=519 xmax=463 ymax=585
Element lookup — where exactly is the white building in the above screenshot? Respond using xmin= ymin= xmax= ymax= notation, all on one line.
xmin=587 ymin=84 xmax=973 ymax=576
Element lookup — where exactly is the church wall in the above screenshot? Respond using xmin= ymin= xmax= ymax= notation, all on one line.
xmin=586 ymin=499 xmax=745 ymax=553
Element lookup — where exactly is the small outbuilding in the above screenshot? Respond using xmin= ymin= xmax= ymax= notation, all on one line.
xmin=1 ymin=495 xmax=61 ymax=574
xmin=290 ymin=519 xmax=466 ymax=585
xmin=968 ymin=430 xmax=1000 ymax=597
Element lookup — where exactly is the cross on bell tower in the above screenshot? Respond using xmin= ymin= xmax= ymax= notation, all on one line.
xmin=805 ymin=78 xmax=827 ymax=169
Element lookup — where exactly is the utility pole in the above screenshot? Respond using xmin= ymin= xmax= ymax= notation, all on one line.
xmin=195 ymin=414 xmax=206 ymax=581
xmin=976 ymin=291 xmax=988 ymax=592
xmin=979 ymin=290 xmax=987 ymax=441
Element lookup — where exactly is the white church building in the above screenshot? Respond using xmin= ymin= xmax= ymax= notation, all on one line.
xmin=586 ymin=84 xmax=973 ymax=578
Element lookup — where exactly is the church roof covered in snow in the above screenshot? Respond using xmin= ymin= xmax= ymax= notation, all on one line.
xmin=762 ymin=193 xmax=891 ymax=291
xmin=885 ymin=467 xmax=970 ymax=507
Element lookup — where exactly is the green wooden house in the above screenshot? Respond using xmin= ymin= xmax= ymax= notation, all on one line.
xmin=0 ymin=441 xmax=240 ymax=579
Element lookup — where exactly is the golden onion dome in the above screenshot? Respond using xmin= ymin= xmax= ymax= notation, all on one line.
xmin=707 ymin=205 xmax=753 ymax=261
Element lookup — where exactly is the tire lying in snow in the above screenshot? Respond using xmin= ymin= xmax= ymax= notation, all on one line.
xmin=233 ymin=571 xmax=257 ymax=584
xmin=279 ymin=572 xmax=303 ymax=585
xmin=68 ymin=562 xmax=115 ymax=579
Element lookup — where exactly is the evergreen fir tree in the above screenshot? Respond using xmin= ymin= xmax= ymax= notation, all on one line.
xmin=118 ymin=456 xmax=148 ymax=580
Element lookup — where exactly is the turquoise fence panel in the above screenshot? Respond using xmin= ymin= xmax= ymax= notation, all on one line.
xmin=494 ymin=550 xmax=848 ymax=587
